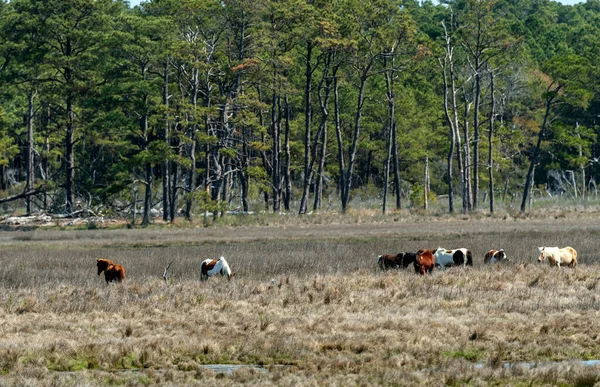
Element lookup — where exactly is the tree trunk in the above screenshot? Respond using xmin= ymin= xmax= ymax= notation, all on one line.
xmin=521 ymin=96 xmax=554 ymax=212
xmin=162 ymin=60 xmax=170 ymax=222
xmin=473 ymin=69 xmax=481 ymax=210
xmin=424 ymin=155 xmax=429 ymax=210
xmin=299 ymin=43 xmax=313 ymax=214
xmin=26 ymin=90 xmax=37 ymax=215
xmin=170 ymin=127 xmax=180 ymax=222
xmin=257 ymin=87 xmax=270 ymax=210
xmin=271 ymin=93 xmax=281 ymax=212
xmin=333 ymin=75 xmax=345 ymax=212
xmin=141 ymin=111 xmax=152 ymax=227
xmin=441 ymin=23 xmax=455 ymax=214
xmin=342 ymin=66 xmax=372 ymax=212
xmin=488 ymin=69 xmax=495 ymax=214
xmin=65 ymin=93 xmax=75 ymax=214
xmin=239 ymin=125 xmax=250 ymax=212
xmin=577 ymin=124 xmax=586 ymax=203
xmin=64 ymin=37 xmax=75 ymax=215
xmin=440 ymin=23 xmax=464 ymax=214
xmin=462 ymin=89 xmax=472 ymax=211
xmin=313 ymin=57 xmax=334 ymax=212
xmin=142 ymin=163 xmax=152 ymax=226
xmin=391 ymin=102 xmax=401 ymax=210
xmin=313 ymin=120 xmax=327 ymax=211
xmin=185 ymin=67 xmax=200 ymax=220
xmin=382 ymin=57 xmax=394 ymax=215
xmin=283 ymin=95 xmax=292 ymax=211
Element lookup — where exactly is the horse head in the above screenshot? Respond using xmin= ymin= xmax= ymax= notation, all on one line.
xmin=96 ymin=258 xmax=114 ymax=276
xmin=537 ymin=247 xmax=546 ymax=263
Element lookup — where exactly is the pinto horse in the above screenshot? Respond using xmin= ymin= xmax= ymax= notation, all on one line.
xmin=538 ymin=246 xmax=577 ymax=267
xmin=96 ymin=258 xmax=126 ymax=283
xmin=200 ymin=256 xmax=234 ymax=281
xmin=434 ymin=247 xmax=473 ymax=267
xmin=484 ymin=249 xmax=509 ymax=264
xmin=413 ymin=249 xmax=435 ymax=275
xmin=377 ymin=252 xmax=417 ymax=270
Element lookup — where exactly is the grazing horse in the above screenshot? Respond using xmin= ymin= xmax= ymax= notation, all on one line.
xmin=484 ymin=249 xmax=509 ymax=264
xmin=96 ymin=258 xmax=126 ymax=283
xmin=377 ymin=252 xmax=417 ymax=270
xmin=414 ymin=249 xmax=435 ymax=275
xmin=434 ymin=247 xmax=473 ymax=267
xmin=200 ymin=256 xmax=234 ymax=281
xmin=538 ymin=246 xmax=577 ymax=267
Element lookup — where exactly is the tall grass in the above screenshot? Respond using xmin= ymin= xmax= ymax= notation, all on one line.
xmin=1 ymin=216 xmax=600 ymax=385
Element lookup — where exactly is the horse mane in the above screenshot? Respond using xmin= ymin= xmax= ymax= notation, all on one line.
xmin=219 ymin=257 xmax=233 ymax=278
xmin=96 ymin=258 xmax=114 ymax=275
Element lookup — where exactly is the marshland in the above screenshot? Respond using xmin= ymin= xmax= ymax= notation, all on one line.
xmin=1 ymin=212 xmax=600 ymax=386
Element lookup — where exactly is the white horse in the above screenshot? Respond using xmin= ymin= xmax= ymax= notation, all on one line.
xmin=538 ymin=247 xmax=577 ymax=267
xmin=434 ymin=247 xmax=473 ymax=267
xmin=200 ymin=256 xmax=234 ymax=281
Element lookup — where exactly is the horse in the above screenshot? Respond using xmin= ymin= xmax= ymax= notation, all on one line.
xmin=484 ymin=249 xmax=508 ymax=264
xmin=96 ymin=258 xmax=126 ymax=283
xmin=434 ymin=247 xmax=473 ymax=267
xmin=200 ymin=256 xmax=234 ymax=281
xmin=538 ymin=246 xmax=577 ymax=267
xmin=414 ymin=249 xmax=435 ymax=275
xmin=377 ymin=252 xmax=417 ymax=270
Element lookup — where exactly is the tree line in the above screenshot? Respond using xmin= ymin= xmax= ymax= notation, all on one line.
xmin=1 ymin=0 xmax=599 ymax=223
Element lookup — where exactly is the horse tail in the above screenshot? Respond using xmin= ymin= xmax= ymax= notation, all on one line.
xmin=377 ymin=255 xmax=384 ymax=270
xmin=200 ymin=261 xmax=206 ymax=281
xmin=466 ymin=250 xmax=473 ymax=266
xmin=568 ymin=247 xmax=577 ymax=266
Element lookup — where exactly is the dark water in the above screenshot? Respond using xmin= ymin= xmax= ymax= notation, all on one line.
xmin=474 ymin=359 xmax=600 ymax=369
xmin=197 ymin=364 xmax=269 ymax=374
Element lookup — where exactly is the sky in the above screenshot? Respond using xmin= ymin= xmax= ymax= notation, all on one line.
xmin=127 ymin=0 xmax=584 ymax=7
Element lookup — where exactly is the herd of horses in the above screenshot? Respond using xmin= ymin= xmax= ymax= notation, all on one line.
xmin=95 ymin=256 xmax=234 ymax=283
xmin=94 ymin=246 xmax=577 ymax=283
xmin=378 ymin=246 xmax=578 ymax=275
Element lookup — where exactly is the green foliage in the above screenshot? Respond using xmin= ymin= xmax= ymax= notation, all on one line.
xmin=186 ymin=190 xmax=224 ymax=214
xmin=410 ymin=184 xmax=436 ymax=209
xmin=0 ymin=0 xmax=599 ymax=216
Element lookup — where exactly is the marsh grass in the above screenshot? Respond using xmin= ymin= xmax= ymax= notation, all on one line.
xmin=1 ymin=215 xmax=600 ymax=385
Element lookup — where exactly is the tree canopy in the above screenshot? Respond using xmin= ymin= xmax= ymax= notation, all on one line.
xmin=1 ymin=0 xmax=599 ymax=220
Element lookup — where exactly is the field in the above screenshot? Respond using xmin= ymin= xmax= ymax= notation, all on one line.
xmin=1 ymin=213 xmax=600 ymax=386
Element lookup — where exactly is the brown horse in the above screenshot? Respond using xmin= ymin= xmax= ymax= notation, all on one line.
xmin=377 ymin=252 xmax=417 ymax=270
xmin=414 ymin=249 xmax=435 ymax=275
xmin=97 ymin=258 xmax=126 ymax=283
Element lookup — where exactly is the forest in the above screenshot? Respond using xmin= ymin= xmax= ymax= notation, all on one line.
xmin=1 ymin=0 xmax=599 ymax=223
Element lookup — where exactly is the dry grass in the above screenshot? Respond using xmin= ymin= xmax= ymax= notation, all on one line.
xmin=1 ymin=215 xmax=600 ymax=385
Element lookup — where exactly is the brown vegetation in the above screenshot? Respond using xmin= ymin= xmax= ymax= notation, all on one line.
xmin=1 ymin=215 xmax=600 ymax=385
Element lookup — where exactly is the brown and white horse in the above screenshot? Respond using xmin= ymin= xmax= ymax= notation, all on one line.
xmin=484 ymin=249 xmax=509 ymax=264
xmin=434 ymin=247 xmax=473 ymax=267
xmin=538 ymin=246 xmax=577 ymax=267
xmin=96 ymin=258 xmax=126 ymax=283
xmin=200 ymin=256 xmax=234 ymax=281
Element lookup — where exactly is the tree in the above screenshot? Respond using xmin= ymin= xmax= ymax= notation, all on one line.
xmin=520 ymin=55 xmax=592 ymax=212
xmin=338 ymin=0 xmax=404 ymax=213
xmin=457 ymin=0 xmax=511 ymax=210
xmin=380 ymin=11 xmax=418 ymax=214
xmin=11 ymin=0 xmax=123 ymax=214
